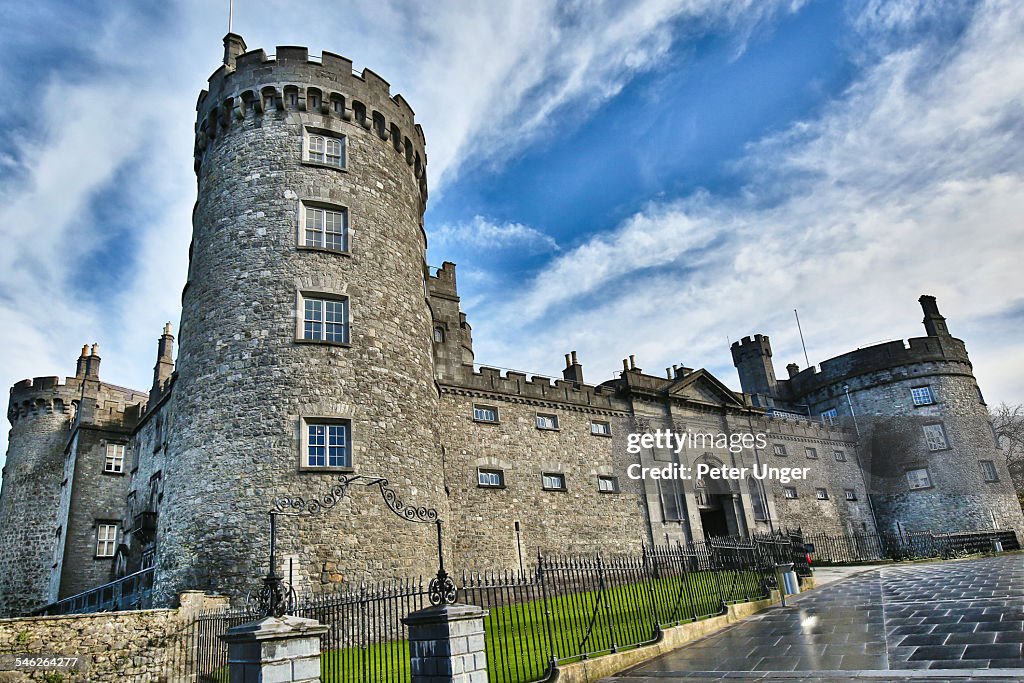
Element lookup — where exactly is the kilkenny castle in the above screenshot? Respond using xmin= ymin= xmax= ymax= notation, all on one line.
xmin=1 ymin=35 xmax=1020 ymax=617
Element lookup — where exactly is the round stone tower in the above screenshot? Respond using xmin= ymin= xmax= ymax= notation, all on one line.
xmin=791 ymin=296 xmax=1024 ymax=536
xmin=156 ymin=34 xmax=444 ymax=603
xmin=0 ymin=375 xmax=81 ymax=616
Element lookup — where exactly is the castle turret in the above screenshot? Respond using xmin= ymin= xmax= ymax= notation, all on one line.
xmin=920 ymin=294 xmax=950 ymax=337
xmin=0 ymin=371 xmax=81 ymax=615
xmin=730 ymin=334 xmax=778 ymax=403
xmin=158 ymin=35 xmax=443 ymax=602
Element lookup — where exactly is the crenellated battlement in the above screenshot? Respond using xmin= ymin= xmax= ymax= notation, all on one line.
xmin=784 ymin=334 xmax=971 ymax=397
xmin=194 ymin=38 xmax=427 ymax=198
xmin=449 ymin=366 xmax=631 ymax=413
xmin=8 ymin=376 xmax=83 ymax=426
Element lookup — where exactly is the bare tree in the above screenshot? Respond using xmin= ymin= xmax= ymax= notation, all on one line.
xmin=990 ymin=402 xmax=1024 ymax=505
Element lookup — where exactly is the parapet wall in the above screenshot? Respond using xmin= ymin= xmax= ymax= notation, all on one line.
xmin=451 ymin=366 xmax=631 ymax=414
xmin=7 ymin=377 xmax=82 ymax=426
xmin=786 ymin=335 xmax=971 ymax=398
xmin=0 ymin=591 xmax=228 ymax=682
xmin=195 ymin=44 xmax=427 ymax=198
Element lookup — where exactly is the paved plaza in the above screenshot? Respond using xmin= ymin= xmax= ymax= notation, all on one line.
xmin=610 ymin=554 xmax=1024 ymax=681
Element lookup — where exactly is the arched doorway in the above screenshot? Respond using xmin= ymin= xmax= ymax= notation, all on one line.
xmin=694 ymin=454 xmax=743 ymax=538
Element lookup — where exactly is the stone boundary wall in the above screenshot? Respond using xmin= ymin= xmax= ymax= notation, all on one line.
xmin=0 ymin=591 xmax=228 ymax=683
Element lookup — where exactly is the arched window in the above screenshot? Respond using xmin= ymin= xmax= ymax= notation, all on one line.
xmin=433 ymin=327 xmax=445 ymax=343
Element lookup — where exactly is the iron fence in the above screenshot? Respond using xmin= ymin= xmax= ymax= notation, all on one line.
xmin=804 ymin=528 xmax=1019 ymax=565
xmin=31 ymin=567 xmax=155 ymax=616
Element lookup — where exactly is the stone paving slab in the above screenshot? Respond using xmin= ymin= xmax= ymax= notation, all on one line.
xmin=609 ymin=555 xmax=1023 ymax=682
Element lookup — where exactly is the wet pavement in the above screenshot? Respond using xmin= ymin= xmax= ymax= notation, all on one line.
xmin=609 ymin=554 xmax=1024 ymax=681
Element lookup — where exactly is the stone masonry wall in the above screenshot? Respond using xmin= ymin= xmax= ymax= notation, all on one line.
xmin=0 ymin=591 xmax=228 ymax=683
xmin=440 ymin=389 xmax=644 ymax=569
xmin=158 ymin=44 xmax=445 ymax=604
xmin=801 ymin=360 xmax=1024 ymax=535
xmin=0 ymin=380 xmax=78 ymax=617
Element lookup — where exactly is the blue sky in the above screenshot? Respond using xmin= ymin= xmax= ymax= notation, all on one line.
xmin=2 ymin=0 xmax=1023 ymax=482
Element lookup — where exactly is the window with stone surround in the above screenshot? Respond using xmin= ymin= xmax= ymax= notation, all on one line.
xmin=299 ymin=293 xmax=350 ymax=344
xmin=433 ymin=327 xmax=445 ymax=343
xmin=473 ymin=405 xmax=498 ymax=423
xmin=980 ymin=460 xmax=999 ymax=482
xmin=844 ymin=488 xmax=857 ymax=501
xmin=834 ymin=450 xmax=847 ymax=462
xmin=820 ymin=408 xmax=838 ymax=423
xmin=906 ymin=467 xmax=932 ymax=490
xmin=301 ymin=419 xmax=352 ymax=469
xmin=805 ymin=447 xmax=818 ymax=459
xmin=304 ymin=129 xmax=345 ymax=169
xmin=598 ymin=475 xmax=619 ymax=493
xmin=748 ymin=478 xmax=768 ymax=520
xmin=542 ymin=472 xmax=567 ymax=491
xmin=815 ymin=488 xmax=829 ymax=500
xmin=922 ymin=423 xmax=949 ymax=451
xmin=95 ymin=523 xmax=118 ymax=557
xmin=773 ymin=443 xmax=788 ymax=456
xmin=911 ymin=386 xmax=934 ymax=406
xmin=590 ymin=420 xmax=611 ymax=436
xmin=783 ymin=486 xmax=798 ymax=499
xmin=104 ymin=443 xmax=125 ymax=473
xmin=301 ymin=203 xmax=349 ymax=252
xmin=536 ymin=413 xmax=559 ymax=430
xmin=478 ymin=468 xmax=504 ymax=488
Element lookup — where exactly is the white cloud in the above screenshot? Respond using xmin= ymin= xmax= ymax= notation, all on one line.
xmin=432 ymin=215 xmax=560 ymax=253
xmin=467 ymin=1 xmax=1024 ymax=404
xmin=0 ymin=0 xmax=796 ymax=483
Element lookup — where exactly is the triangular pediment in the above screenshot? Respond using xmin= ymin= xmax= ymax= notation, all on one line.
xmin=665 ymin=369 xmax=746 ymax=408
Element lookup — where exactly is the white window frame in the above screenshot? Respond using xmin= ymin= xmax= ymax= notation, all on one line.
xmin=535 ymin=413 xmax=559 ymax=431
xmin=815 ymin=488 xmax=829 ymax=500
xmin=542 ymin=472 xmax=567 ymax=491
xmin=302 ymin=418 xmax=352 ymax=469
xmin=773 ymin=444 xmax=788 ymax=456
xmin=473 ymin=405 xmax=498 ymax=423
xmin=597 ymin=475 xmax=619 ymax=493
xmin=590 ymin=420 xmax=611 ymax=436
xmin=299 ymin=293 xmax=350 ymax=344
xmin=104 ymin=443 xmax=125 ymax=473
xmin=922 ymin=423 xmax=948 ymax=451
xmin=96 ymin=523 xmax=118 ymax=558
xmin=805 ymin=447 xmax=818 ymax=460
xmin=304 ymin=129 xmax=346 ymax=169
xmin=906 ymin=467 xmax=932 ymax=490
xmin=478 ymin=468 xmax=504 ymax=488
xmin=980 ymin=460 xmax=998 ymax=482
xmin=300 ymin=203 xmax=349 ymax=252
xmin=820 ymin=408 xmax=838 ymax=424
xmin=834 ymin=450 xmax=847 ymax=462
xmin=844 ymin=488 xmax=857 ymax=501
xmin=911 ymin=386 xmax=934 ymax=406
xmin=783 ymin=486 xmax=798 ymax=499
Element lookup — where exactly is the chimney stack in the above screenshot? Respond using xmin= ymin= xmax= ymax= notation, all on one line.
xmin=75 ymin=345 xmax=89 ymax=378
xmin=84 ymin=343 xmax=101 ymax=380
xmin=562 ymin=351 xmax=584 ymax=385
xmin=919 ymin=295 xmax=951 ymax=337
xmin=152 ymin=323 xmax=176 ymax=398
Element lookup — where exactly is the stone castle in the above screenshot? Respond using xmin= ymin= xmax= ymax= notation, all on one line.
xmin=1 ymin=35 xmax=1021 ymax=617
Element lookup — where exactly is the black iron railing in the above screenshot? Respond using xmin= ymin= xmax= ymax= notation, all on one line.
xmin=803 ymin=529 xmax=1019 ymax=565
xmin=31 ymin=567 xmax=155 ymax=616
xmin=182 ymin=537 xmax=785 ymax=683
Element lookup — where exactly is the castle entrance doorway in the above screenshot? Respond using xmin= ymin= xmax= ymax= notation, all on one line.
xmin=699 ymin=498 xmax=730 ymax=538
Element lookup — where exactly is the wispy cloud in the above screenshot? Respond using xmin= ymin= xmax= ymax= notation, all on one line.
xmin=469 ymin=1 xmax=1024 ymax=402
xmin=432 ymin=216 xmax=560 ymax=254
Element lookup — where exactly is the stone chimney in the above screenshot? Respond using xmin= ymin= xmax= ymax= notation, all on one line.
xmin=152 ymin=322 xmax=175 ymax=397
xmin=919 ymin=295 xmax=950 ymax=337
xmin=223 ymin=33 xmax=247 ymax=69
xmin=75 ymin=345 xmax=89 ymax=378
xmin=562 ymin=351 xmax=584 ymax=385
xmin=84 ymin=344 xmax=101 ymax=380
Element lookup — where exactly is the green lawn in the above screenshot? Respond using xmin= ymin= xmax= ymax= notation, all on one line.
xmin=304 ymin=568 xmax=767 ymax=683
